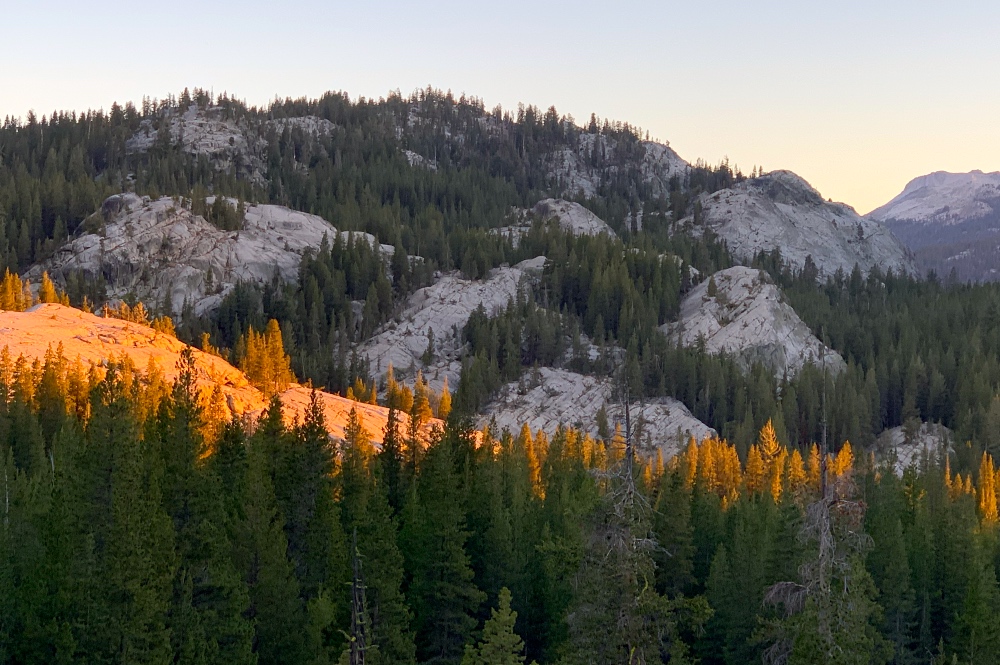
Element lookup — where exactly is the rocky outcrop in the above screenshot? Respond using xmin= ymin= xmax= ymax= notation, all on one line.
xmin=689 ymin=171 xmax=914 ymax=277
xmin=876 ymin=422 xmax=952 ymax=475
xmin=126 ymin=105 xmax=338 ymax=186
xmin=868 ymin=171 xmax=1000 ymax=282
xmin=481 ymin=367 xmax=715 ymax=459
xmin=532 ymin=199 xmax=616 ymax=237
xmin=28 ymin=194 xmax=392 ymax=316
xmin=548 ymin=133 xmax=689 ymax=199
xmin=359 ymin=260 xmax=541 ymax=392
xmin=127 ymin=105 xmax=268 ymax=184
xmin=403 ymin=149 xmax=438 ymax=171
xmin=662 ymin=266 xmax=845 ymax=378
xmin=0 ymin=303 xmax=438 ymax=444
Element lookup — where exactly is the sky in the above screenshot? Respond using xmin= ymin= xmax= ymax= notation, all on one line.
xmin=3 ymin=0 xmax=1000 ymax=214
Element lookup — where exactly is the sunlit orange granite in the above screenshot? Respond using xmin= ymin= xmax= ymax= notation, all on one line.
xmin=0 ymin=303 xmax=440 ymax=444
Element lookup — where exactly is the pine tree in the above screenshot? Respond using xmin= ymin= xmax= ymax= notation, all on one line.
xmin=378 ymin=406 xmax=405 ymax=515
xmin=763 ymin=460 xmax=891 ymax=665
xmin=653 ymin=469 xmax=695 ymax=596
xmin=93 ymin=367 xmax=176 ymax=664
xmin=275 ymin=390 xmax=349 ymax=660
xmin=400 ymin=428 xmax=484 ymax=664
xmin=339 ymin=409 xmax=416 ymax=664
xmin=39 ymin=271 xmax=59 ymax=303
xmin=462 ymin=588 xmax=527 ymax=665
xmin=157 ymin=349 xmax=255 ymax=665
xmin=236 ymin=427 xmax=309 ymax=665
xmin=954 ymin=543 xmax=1000 ymax=665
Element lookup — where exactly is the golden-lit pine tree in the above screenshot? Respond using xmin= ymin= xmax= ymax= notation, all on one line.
xmin=438 ymin=376 xmax=452 ymax=420
xmin=652 ymin=448 xmax=665 ymax=481
xmin=745 ymin=444 xmax=766 ymax=495
xmin=759 ymin=419 xmax=781 ymax=461
xmin=39 ymin=271 xmax=59 ymax=304
xmin=239 ymin=319 xmax=295 ymax=397
xmin=0 ymin=270 xmax=31 ymax=311
xmin=565 ymin=428 xmax=584 ymax=463
xmin=151 ymin=315 xmax=176 ymax=337
xmin=697 ymin=439 xmax=718 ymax=494
xmin=411 ymin=371 xmax=434 ymax=425
xmin=200 ymin=384 xmax=228 ymax=456
xmin=978 ymin=452 xmax=998 ymax=523
xmin=786 ymin=448 xmax=807 ymax=496
xmin=768 ymin=447 xmax=788 ymax=503
xmin=720 ymin=444 xmax=743 ymax=505
xmin=833 ymin=442 xmax=854 ymax=478
xmin=682 ymin=438 xmax=699 ymax=490
xmin=807 ymin=443 xmax=822 ymax=491
xmin=102 ymin=300 xmax=152 ymax=326
xmin=757 ymin=419 xmax=786 ymax=502
xmin=534 ymin=430 xmax=551 ymax=480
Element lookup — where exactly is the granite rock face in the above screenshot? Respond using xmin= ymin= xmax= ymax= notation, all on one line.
xmin=358 ymin=260 xmax=542 ymax=392
xmin=126 ymin=104 xmax=338 ymax=185
xmin=662 ymin=266 xmax=846 ymax=378
xmin=532 ymin=199 xmax=617 ymax=237
xmin=28 ymin=194 xmax=391 ymax=316
xmin=688 ymin=171 xmax=914 ymax=277
xmin=876 ymin=422 xmax=952 ymax=475
xmin=547 ymin=133 xmax=689 ymax=199
xmin=0 ymin=303 xmax=439 ymax=444
xmin=481 ymin=367 xmax=715 ymax=459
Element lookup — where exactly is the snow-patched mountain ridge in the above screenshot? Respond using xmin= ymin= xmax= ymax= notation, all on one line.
xmin=689 ymin=171 xmax=914 ymax=277
xmin=868 ymin=171 xmax=1000 ymax=225
xmin=662 ymin=266 xmax=846 ymax=378
xmin=867 ymin=171 xmax=1000 ymax=281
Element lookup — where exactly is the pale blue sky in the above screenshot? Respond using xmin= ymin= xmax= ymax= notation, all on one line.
xmin=3 ymin=0 xmax=999 ymax=213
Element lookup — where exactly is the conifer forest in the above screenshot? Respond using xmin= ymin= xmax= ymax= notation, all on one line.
xmin=2 ymin=87 xmax=1000 ymax=665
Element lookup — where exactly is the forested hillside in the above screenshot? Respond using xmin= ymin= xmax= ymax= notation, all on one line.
xmin=4 ymin=86 xmax=1000 ymax=664
xmin=2 ymin=351 xmax=1000 ymax=665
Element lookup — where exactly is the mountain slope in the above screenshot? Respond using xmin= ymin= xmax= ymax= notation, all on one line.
xmin=688 ymin=171 xmax=914 ymax=277
xmin=869 ymin=171 xmax=1000 ymax=226
xmin=868 ymin=171 xmax=1000 ymax=281
xmin=0 ymin=303 xmax=436 ymax=443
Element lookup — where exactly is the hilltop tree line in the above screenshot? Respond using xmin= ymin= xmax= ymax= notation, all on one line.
xmin=0 ymin=85 xmax=744 ymax=283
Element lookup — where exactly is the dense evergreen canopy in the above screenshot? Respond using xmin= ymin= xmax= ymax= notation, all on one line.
xmin=4 ymin=86 xmax=1000 ymax=663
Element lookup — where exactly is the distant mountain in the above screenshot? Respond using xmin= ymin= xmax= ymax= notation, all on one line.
xmin=684 ymin=171 xmax=915 ymax=278
xmin=867 ymin=171 xmax=1000 ymax=282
